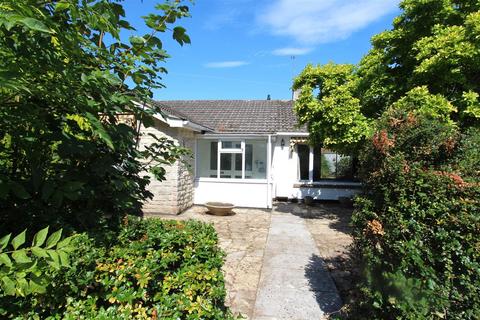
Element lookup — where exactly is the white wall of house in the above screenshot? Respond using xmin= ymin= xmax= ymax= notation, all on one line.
xmin=193 ymin=179 xmax=270 ymax=208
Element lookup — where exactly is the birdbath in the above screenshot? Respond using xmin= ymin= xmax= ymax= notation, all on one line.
xmin=205 ymin=202 xmax=235 ymax=216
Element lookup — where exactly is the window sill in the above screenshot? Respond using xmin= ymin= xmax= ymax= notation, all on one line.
xmin=195 ymin=178 xmax=268 ymax=184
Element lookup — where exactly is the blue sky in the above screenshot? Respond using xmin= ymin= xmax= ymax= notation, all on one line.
xmin=122 ymin=0 xmax=401 ymax=100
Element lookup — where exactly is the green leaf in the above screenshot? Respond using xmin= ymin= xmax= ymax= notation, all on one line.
xmin=1 ymin=276 xmax=15 ymax=296
xmin=32 ymin=227 xmax=49 ymax=247
xmin=56 ymin=236 xmax=73 ymax=250
xmin=0 ymin=253 xmax=12 ymax=267
xmin=85 ymin=112 xmax=114 ymax=150
xmin=47 ymin=250 xmax=60 ymax=269
xmin=129 ymin=35 xmax=145 ymax=47
xmin=12 ymin=250 xmax=31 ymax=263
xmin=12 ymin=229 xmax=26 ymax=250
xmin=16 ymin=277 xmax=29 ymax=296
xmin=31 ymin=247 xmax=48 ymax=258
xmin=58 ymin=250 xmax=70 ymax=267
xmin=172 ymin=26 xmax=190 ymax=46
xmin=45 ymin=230 xmax=62 ymax=249
xmin=55 ymin=1 xmax=70 ymax=12
xmin=0 ymin=234 xmax=11 ymax=251
xmin=19 ymin=17 xmax=54 ymax=34
xmin=29 ymin=278 xmax=46 ymax=294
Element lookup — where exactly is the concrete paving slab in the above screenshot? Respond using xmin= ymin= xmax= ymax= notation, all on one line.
xmin=253 ymin=213 xmax=342 ymax=319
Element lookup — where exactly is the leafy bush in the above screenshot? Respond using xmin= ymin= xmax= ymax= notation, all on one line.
xmin=1 ymin=217 xmax=234 ymax=319
xmin=351 ymin=101 xmax=480 ymax=319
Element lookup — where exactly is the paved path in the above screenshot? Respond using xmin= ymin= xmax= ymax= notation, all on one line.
xmin=253 ymin=211 xmax=342 ymax=320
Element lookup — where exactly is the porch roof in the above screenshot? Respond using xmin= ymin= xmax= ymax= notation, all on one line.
xmin=152 ymin=100 xmax=307 ymax=134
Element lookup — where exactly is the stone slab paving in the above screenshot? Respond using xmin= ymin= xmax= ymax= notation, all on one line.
xmin=276 ymin=203 xmax=355 ymax=304
xmin=252 ymin=210 xmax=342 ymax=320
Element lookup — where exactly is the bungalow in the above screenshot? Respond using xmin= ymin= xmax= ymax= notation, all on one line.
xmin=138 ymin=99 xmax=361 ymax=215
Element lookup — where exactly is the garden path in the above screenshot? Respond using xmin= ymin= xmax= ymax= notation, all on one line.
xmin=252 ymin=209 xmax=342 ymax=319
xmin=162 ymin=202 xmax=353 ymax=319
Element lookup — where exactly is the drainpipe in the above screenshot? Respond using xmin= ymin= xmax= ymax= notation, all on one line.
xmin=267 ymin=135 xmax=272 ymax=209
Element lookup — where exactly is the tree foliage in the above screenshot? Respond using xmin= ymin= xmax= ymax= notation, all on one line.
xmin=294 ymin=0 xmax=479 ymax=154
xmin=0 ymin=0 xmax=192 ymax=233
xmin=293 ymin=63 xmax=372 ymax=153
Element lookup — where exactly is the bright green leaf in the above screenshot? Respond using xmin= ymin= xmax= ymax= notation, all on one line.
xmin=31 ymin=247 xmax=48 ymax=258
xmin=12 ymin=229 xmax=26 ymax=250
xmin=45 ymin=230 xmax=62 ymax=249
xmin=1 ymin=276 xmax=15 ymax=296
xmin=12 ymin=250 xmax=32 ymax=263
xmin=32 ymin=227 xmax=49 ymax=247
xmin=0 ymin=253 xmax=12 ymax=267
xmin=0 ymin=233 xmax=11 ymax=251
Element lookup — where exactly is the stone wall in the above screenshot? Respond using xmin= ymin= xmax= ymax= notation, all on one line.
xmin=138 ymin=119 xmax=195 ymax=215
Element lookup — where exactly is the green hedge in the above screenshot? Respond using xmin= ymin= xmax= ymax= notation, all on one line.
xmin=351 ymin=107 xmax=480 ymax=319
xmin=0 ymin=217 xmax=234 ymax=319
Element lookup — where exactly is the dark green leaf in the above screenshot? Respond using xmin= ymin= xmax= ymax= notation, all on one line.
xmin=19 ymin=17 xmax=54 ymax=34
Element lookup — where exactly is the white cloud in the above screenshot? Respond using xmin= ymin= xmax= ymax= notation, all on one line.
xmin=257 ymin=0 xmax=399 ymax=44
xmin=272 ymin=47 xmax=313 ymax=56
xmin=204 ymin=61 xmax=250 ymax=68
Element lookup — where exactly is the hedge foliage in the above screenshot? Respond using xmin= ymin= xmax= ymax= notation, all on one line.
xmin=351 ymin=101 xmax=480 ymax=318
xmin=0 ymin=218 xmax=234 ymax=319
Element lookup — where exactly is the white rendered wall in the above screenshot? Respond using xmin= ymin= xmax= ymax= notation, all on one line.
xmin=194 ymin=180 xmax=269 ymax=208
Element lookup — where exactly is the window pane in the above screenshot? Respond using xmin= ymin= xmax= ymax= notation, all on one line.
xmin=210 ymin=141 xmax=217 ymax=170
xmin=221 ymin=141 xmax=241 ymax=149
xmin=220 ymin=153 xmax=232 ymax=171
xmin=235 ymin=153 xmax=242 ymax=171
xmin=336 ymin=155 xmax=353 ymax=179
xmin=298 ymin=144 xmax=309 ymax=180
xmin=245 ymin=140 xmax=267 ymax=179
xmin=320 ymin=149 xmax=336 ymax=179
xmin=245 ymin=144 xmax=252 ymax=171
xmin=197 ymin=140 xmax=218 ymax=178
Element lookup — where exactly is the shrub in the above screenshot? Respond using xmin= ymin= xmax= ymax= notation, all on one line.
xmin=1 ymin=217 xmax=234 ymax=319
xmin=351 ymin=107 xmax=480 ymax=318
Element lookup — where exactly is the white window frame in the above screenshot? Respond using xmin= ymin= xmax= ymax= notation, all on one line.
xmin=196 ymin=137 xmax=268 ymax=182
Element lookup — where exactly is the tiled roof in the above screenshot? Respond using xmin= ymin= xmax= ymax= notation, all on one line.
xmin=152 ymin=100 xmax=306 ymax=134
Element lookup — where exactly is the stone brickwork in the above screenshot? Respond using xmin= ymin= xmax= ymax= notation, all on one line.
xmin=138 ymin=119 xmax=195 ymax=215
